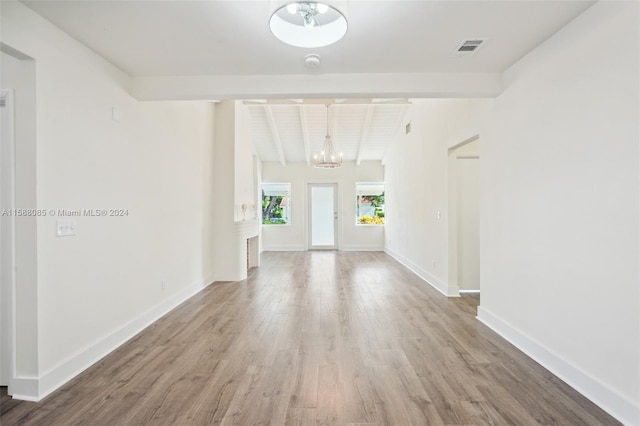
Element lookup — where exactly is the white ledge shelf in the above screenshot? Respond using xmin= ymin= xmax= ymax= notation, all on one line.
xmin=232 ymin=218 xmax=260 ymax=238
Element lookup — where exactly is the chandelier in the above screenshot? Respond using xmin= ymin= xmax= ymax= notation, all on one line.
xmin=269 ymin=2 xmax=348 ymax=48
xmin=314 ymin=104 xmax=342 ymax=169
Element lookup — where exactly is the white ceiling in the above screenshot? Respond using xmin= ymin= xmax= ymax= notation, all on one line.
xmin=20 ymin=0 xmax=595 ymax=164
xmin=22 ymin=0 xmax=594 ymax=77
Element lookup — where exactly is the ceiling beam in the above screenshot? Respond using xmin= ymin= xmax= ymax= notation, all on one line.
xmin=381 ymin=105 xmax=410 ymax=166
xmin=243 ymin=98 xmax=412 ymax=106
xmin=265 ymin=106 xmax=287 ymax=166
xmin=356 ymin=106 xmax=375 ymax=166
xmin=131 ymin=73 xmax=503 ymax=101
xmin=298 ymin=106 xmax=311 ymax=166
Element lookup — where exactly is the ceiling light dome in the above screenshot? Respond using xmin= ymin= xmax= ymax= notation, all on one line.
xmin=270 ymin=2 xmax=348 ymax=48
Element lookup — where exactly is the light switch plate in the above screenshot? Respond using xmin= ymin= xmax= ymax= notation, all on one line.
xmin=112 ymin=107 xmax=122 ymax=122
xmin=56 ymin=219 xmax=77 ymax=237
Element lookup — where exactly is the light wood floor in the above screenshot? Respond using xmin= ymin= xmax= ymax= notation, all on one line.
xmin=1 ymin=251 xmax=618 ymax=425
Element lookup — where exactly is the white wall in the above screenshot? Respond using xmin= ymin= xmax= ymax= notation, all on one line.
xmin=384 ymin=99 xmax=490 ymax=296
xmin=261 ymin=161 xmax=384 ymax=251
xmin=456 ymin=155 xmax=480 ymax=291
xmin=234 ymin=101 xmax=256 ymax=221
xmin=385 ymin=3 xmax=639 ymax=421
xmin=212 ymin=100 xmax=261 ymax=282
xmin=478 ymin=2 xmax=639 ymax=423
xmin=2 ymin=1 xmax=216 ymax=400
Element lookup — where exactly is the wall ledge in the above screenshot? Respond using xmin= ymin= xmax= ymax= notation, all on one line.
xmin=232 ymin=218 xmax=260 ymax=237
xmin=477 ymin=306 xmax=639 ymax=425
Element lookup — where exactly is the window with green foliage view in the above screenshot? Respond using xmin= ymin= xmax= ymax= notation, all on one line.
xmin=262 ymin=183 xmax=291 ymax=225
xmin=356 ymin=183 xmax=384 ymax=225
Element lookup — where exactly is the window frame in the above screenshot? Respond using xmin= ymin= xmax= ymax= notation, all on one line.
xmin=355 ymin=182 xmax=385 ymax=226
xmin=261 ymin=182 xmax=292 ymax=226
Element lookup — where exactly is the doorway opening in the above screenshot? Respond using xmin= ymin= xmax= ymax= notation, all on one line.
xmin=308 ymin=183 xmax=338 ymax=250
xmin=0 ymin=89 xmax=16 ymax=390
xmin=448 ymin=136 xmax=480 ymax=298
xmin=1 ymin=44 xmax=38 ymax=397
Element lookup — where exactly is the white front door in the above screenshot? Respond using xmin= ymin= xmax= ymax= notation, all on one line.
xmin=308 ymin=183 xmax=338 ymax=250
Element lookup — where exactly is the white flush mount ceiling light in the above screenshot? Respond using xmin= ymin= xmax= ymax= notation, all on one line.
xmin=270 ymin=2 xmax=348 ymax=48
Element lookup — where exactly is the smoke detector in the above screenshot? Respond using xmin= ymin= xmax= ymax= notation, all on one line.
xmin=305 ymin=54 xmax=321 ymax=68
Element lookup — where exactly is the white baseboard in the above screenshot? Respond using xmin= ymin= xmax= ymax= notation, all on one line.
xmin=12 ymin=275 xmax=215 ymax=402
xmin=477 ymin=306 xmax=639 ymax=425
xmin=262 ymin=245 xmax=306 ymax=251
xmin=9 ymin=376 xmax=39 ymax=401
xmin=384 ymin=248 xmax=459 ymax=297
xmin=263 ymin=245 xmax=383 ymax=252
xmin=341 ymin=245 xmax=384 ymax=252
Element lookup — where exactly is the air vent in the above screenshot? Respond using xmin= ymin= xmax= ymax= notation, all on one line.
xmin=453 ymin=39 xmax=487 ymax=57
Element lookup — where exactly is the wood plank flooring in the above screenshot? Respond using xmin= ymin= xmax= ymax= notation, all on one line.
xmin=0 ymin=251 xmax=619 ymax=425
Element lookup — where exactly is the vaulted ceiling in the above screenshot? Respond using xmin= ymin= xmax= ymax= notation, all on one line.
xmin=20 ymin=0 xmax=595 ymax=163
xmin=247 ymin=99 xmax=408 ymax=165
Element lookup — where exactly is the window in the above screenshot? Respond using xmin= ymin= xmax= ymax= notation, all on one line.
xmin=356 ymin=182 xmax=384 ymax=225
xmin=261 ymin=183 xmax=291 ymax=225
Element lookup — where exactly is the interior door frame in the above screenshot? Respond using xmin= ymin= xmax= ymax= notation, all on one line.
xmin=447 ymin=134 xmax=480 ymax=297
xmin=307 ymin=181 xmax=339 ymax=250
xmin=0 ymin=89 xmax=17 ymax=389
